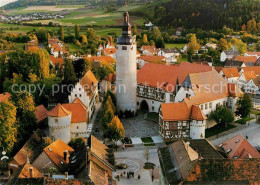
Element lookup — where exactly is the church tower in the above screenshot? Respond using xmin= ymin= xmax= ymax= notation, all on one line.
xmin=116 ymin=12 xmax=137 ymax=115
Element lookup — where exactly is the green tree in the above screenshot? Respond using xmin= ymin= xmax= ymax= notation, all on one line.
xmin=0 ymin=100 xmax=17 ymax=153
xmin=11 ymin=91 xmax=37 ymax=143
xmin=75 ymin=24 xmax=80 ymax=39
xmin=36 ymin=27 xmax=48 ymax=43
xmin=63 ymin=59 xmax=77 ymax=84
xmin=247 ymin=18 xmax=257 ymax=34
xmin=102 ymin=104 xmax=114 ymax=127
xmin=133 ymin=24 xmax=137 ymax=35
xmin=59 ymin=26 xmax=64 ymax=41
xmin=37 ymin=49 xmax=50 ymax=79
xmin=235 ymin=94 xmax=252 ymax=118
xmin=209 ymin=106 xmax=234 ymax=127
xmin=69 ymin=137 xmax=85 ymax=151
xmin=218 ymin=38 xmax=229 ymax=51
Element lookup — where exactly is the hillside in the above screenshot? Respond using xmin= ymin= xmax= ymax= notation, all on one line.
xmin=130 ymin=0 xmax=260 ymax=30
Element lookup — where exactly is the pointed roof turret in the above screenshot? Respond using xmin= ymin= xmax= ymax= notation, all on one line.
xmin=117 ymin=12 xmax=135 ymax=45
xmin=47 ymin=104 xmax=71 ymax=117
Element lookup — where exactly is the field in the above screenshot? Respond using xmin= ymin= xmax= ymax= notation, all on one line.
xmin=165 ymin=43 xmax=186 ymax=49
xmin=6 ymin=4 xmax=145 ymax=26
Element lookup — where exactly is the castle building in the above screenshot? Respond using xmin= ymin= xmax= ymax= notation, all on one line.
xmin=47 ymin=98 xmax=88 ymax=143
xmin=116 ymin=12 xmax=137 ymax=115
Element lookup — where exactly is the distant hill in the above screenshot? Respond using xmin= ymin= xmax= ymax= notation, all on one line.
xmin=130 ymin=0 xmax=260 ymax=30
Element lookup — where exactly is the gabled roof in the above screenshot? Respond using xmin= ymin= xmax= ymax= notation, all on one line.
xmin=221 ymin=67 xmax=240 ymax=78
xmin=103 ymin=48 xmax=116 ymax=55
xmin=103 ymin=73 xmax=116 ymax=83
xmin=242 ymin=66 xmax=260 ymax=76
xmin=137 ymin=63 xmax=212 ymax=92
xmin=44 ymin=139 xmax=74 ymax=172
xmin=160 ymin=48 xmax=179 ymax=53
xmin=47 ymin=104 xmax=71 ymax=117
xmin=79 ymin=70 xmax=98 ymax=98
xmin=246 ymin=51 xmax=260 ymax=56
xmin=219 ymin=134 xmax=260 ymax=159
xmin=190 ymin=105 xmax=207 ymax=120
xmin=73 ymin=97 xmax=87 ymax=109
xmin=224 ymin=59 xmax=244 ymax=68
xmin=252 ymin=76 xmax=260 ymax=87
xmin=62 ymin=103 xmax=87 ymax=123
xmin=243 ymin=71 xmax=257 ymax=81
xmin=35 ymin=104 xmax=48 ymax=123
xmin=141 ymin=45 xmax=159 ymax=54
xmin=18 ymin=163 xmax=43 ymax=179
xmin=89 ymin=56 xmax=115 ymax=64
xmin=138 ymin=55 xmax=166 ymax=63
xmin=223 ymin=50 xmax=239 ymax=56
xmin=228 ymin=83 xmax=243 ymax=97
xmin=234 ymin=56 xmax=257 ymax=63
xmin=50 ymin=55 xmax=64 ymax=66
xmin=0 ymin=92 xmax=11 ymax=102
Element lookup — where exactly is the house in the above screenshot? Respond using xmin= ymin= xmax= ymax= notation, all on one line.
xmin=245 ymin=51 xmax=260 ymax=59
xmin=224 ymin=59 xmax=246 ymax=68
xmin=157 ymin=48 xmax=180 ymax=64
xmin=137 ymin=55 xmax=166 ymax=69
xmin=50 ymin=55 xmax=64 ymax=68
xmin=32 ymin=139 xmax=74 ymax=174
xmin=205 ymin=43 xmax=217 ymax=50
xmin=35 ymin=104 xmax=48 ymax=124
xmin=100 ymin=73 xmax=116 ymax=95
xmin=8 ymin=129 xmax=45 ymax=175
xmin=87 ymin=135 xmax=115 ymax=185
xmin=237 ymin=71 xmax=257 ymax=89
xmin=217 ymin=134 xmax=260 ymax=159
xmin=103 ymin=48 xmax=117 ymax=59
xmin=244 ymin=76 xmax=260 ymax=94
xmin=68 ymin=70 xmax=99 ymax=120
xmin=220 ymin=50 xmax=239 ymax=62
xmin=144 ymin=21 xmax=154 ymax=30
xmin=25 ymin=40 xmax=39 ymax=51
xmin=48 ymin=37 xmax=67 ymax=58
xmin=176 ymin=27 xmax=183 ymax=36
xmin=234 ymin=55 xmax=258 ymax=66
xmin=106 ymin=36 xmax=115 ymax=49
xmin=219 ymin=67 xmax=240 ymax=84
xmin=47 ymin=98 xmax=88 ymax=143
xmin=158 ymin=140 xmax=260 ymax=185
xmin=160 ymin=70 xmax=242 ymax=140
xmin=136 ymin=63 xmax=212 ymax=113
xmin=140 ymin=45 xmax=158 ymax=56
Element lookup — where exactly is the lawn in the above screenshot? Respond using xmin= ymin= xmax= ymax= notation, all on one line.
xmin=235 ymin=117 xmax=254 ymax=125
xmin=205 ymin=124 xmax=236 ymax=138
xmin=67 ymin=43 xmax=83 ymax=54
xmin=178 ymin=54 xmax=188 ymax=62
xmin=251 ymin=109 xmax=260 ymax=115
xmin=165 ymin=43 xmax=186 ymax=49
xmin=141 ymin=137 xmax=155 ymax=146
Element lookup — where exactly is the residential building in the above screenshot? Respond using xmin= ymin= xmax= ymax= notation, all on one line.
xmin=137 ymin=55 xmax=166 ymax=69
xmin=103 ymin=48 xmax=117 ymax=59
xmin=217 ymin=134 xmax=260 ymax=159
xmin=158 ymin=140 xmax=260 ymax=185
xmin=224 ymin=59 xmax=246 ymax=68
xmin=50 ymin=55 xmax=64 ymax=68
xmin=100 ymin=73 xmax=116 ymax=95
xmin=219 ymin=67 xmax=240 ymax=84
xmin=140 ymin=45 xmax=158 ymax=56
xmin=234 ymin=55 xmax=258 ymax=66
xmin=176 ymin=27 xmax=183 ymax=36
xmin=237 ymin=71 xmax=257 ymax=89
xmin=136 ymin=63 xmax=212 ymax=113
xmin=116 ymin=12 xmax=137 ymax=115
xmin=68 ymin=70 xmax=99 ymax=119
xmin=47 ymin=98 xmax=88 ymax=143
xmin=220 ymin=50 xmax=239 ymax=62
xmin=32 ymin=139 xmax=74 ymax=174
xmin=244 ymin=76 xmax=260 ymax=94
xmin=245 ymin=51 xmax=260 ymax=59
xmin=25 ymin=40 xmax=39 ymax=51
xmin=157 ymin=48 xmax=180 ymax=64
xmin=48 ymin=37 xmax=67 ymax=57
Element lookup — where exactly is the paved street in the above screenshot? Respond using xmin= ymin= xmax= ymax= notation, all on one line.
xmin=210 ymin=120 xmax=260 ymax=148
xmin=114 ymin=148 xmax=160 ymax=185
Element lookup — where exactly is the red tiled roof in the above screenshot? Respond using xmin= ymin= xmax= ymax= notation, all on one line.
xmin=190 ymin=105 xmax=207 ymax=120
xmin=137 ymin=63 xmax=212 ymax=92
xmin=228 ymin=83 xmax=243 ymax=97
xmin=50 ymin=55 xmax=64 ymax=66
xmin=246 ymin=51 xmax=260 ymax=56
xmin=90 ymin=56 xmax=115 ymax=64
xmin=62 ymin=103 xmax=87 ymax=123
xmin=44 ymin=139 xmax=74 ymax=172
xmin=35 ymin=105 xmax=48 ymax=123
xmin=138 ymin=55 xmax=166 ymax=63
xmin=47 ymin=104 xmax=71 ymax=117
xmin=73 ymin=97 xmax=87 ymax=109
xmin=243 ymin=71 xmax=257 ymax=81
xmin=214 ymin=66 xmax=223 ymax=73
xmin=141 ymin=45 xmax=159 ymax=54
xmin=234 ymin=56 xmax=257 ymax=63
xmin=221 ymin=67 xmax=240 ymax=78
xmin=242 ymin=66 xmax=260 ymax=76
xmin=103 ymin=48 xmax=116 ymax=55
xmin=104 ymin=73 xmax=116 ymax=83
xmin=18 ymin=163 xmax=43 ymax=179
xmin=0 ymin=92 xmax=11 ymax=102
xmin=80 ymin=70 xmax=98 ymax=98
xmin=220 ymin=134 xmax=260 ymax=159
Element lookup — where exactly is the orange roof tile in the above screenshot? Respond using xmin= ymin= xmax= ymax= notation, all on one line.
xmin=90 ymin=56 xmax=115 ymax=64
xmin=104 ymin=73 xmax=116 ymax=83
xmin=234 ymin=56 xmax=257 ymax=63
xmin=137 ymin=63 xmax=212 ymax=92
xmin=221 ymin=67 xmax=240 ymax=78
xmin=243 ymin=70 xmax=257 ymax=81
xmin=214 ymin=66 xmax=223 ymax=73
xmin=220 ymin=134 xmax=260 ymax=159
xmin=228 ymin=83 xmax=243 ymax=97
xmin=103 ymin=48 xmax=116 ymax=55
xmin=79 ymin=70 xmax=98 ymax=98
xmin=242 ymin=66 xmax=260 ymax=76
xmin=62 ymin=103 xmax=87 ymax=123
xmin=73 ymin=97 xmax=87 ymax=109
xmin=35 ymin=104 xmax=48 ymax=123
xmin=47 ymin=104 xmax=71 ymax=117
xmin=18 ymin=163 xmax=43 ymax=179
xmin=138 ymin=55 xmax=166 ymax=63
xmin=141 ymin=45 xmax=159 ymax=54
xmin=246 ymin=51 xmax=260 ymax=56
xmin=50 ymin=55 xmax=64 ymax=66
xmin=0 ymin=92 xmax=11 ymax=102
xmin=44 ymin=139 xmax=74 ymax=172
xmin=190 ymin=105 xmax=207 ymax=120
xmin=89 ymin=161 xmax=109 ymax=185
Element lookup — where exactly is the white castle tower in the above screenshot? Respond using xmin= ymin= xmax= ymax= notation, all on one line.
xmin=47 ymin=104 xmax=71 ymax=143
xmin=116 ymin=12 xmax=137 ymax=115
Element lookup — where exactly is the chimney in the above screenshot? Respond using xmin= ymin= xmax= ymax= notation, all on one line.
xmin=65 ymin=172 xmax=69 ymax=180
xmin=29 ymin=167 xmax=34 ymax=178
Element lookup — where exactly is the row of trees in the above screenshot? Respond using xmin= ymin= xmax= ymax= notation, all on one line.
xmin=102 ymin=92 xmax=125 ymax=146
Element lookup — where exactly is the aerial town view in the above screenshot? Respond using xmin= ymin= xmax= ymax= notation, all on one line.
xmin=0 ymin=0 xmax=260 ymax=184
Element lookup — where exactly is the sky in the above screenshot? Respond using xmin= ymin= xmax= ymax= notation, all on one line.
xmin=0 ymin=0 xmax=17 ymax=7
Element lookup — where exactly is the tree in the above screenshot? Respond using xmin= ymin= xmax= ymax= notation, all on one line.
xmin=11 ymin=91 xmax=37 ymax=144
xmin=209 ymin=106 xmax=234 ymax=127
xmin=80 ymin=35 xmax=88 ymax=44
xmin=230 ymin=38 xmax=247 ymax=54
xmin=75 ymin=24 xmax=80 ymax=39
xmin=69 ymin=137 xmax=85 ymax=151
xmin=187 ymin=34 xmax=200 ymax=61
xmin=59 ymin=26 xmax=64 ymax=41
xmin=102 ymin=104 xmax=114 ymax=127
xmin=133 ymin=24 xmax=137 ymax=35
xmin=142 ymin=34 xmax=148 ymax=45
xmin=36 ymin=27 xmax=48 ymax=43
xmin=0 ymin=100 xmax=17 ymax=153
xmin=73 ymin=58 xmax=89 ymax=79
xmin=218 ymin=38 xmax=229 ymax=51
xmin=247 ymin=18 xmax=257 ymax=34
xmin=63 ymin=59 xmax=77 ymax=84
xmin=37 ymin=49 xmax=50 ymax=79
xmin=235 ymin=94 xmax=252 ymax=118
xmin=105 ymin=116 xmax=125 ymax=144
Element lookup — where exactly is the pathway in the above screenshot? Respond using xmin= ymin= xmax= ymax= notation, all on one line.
xmin=86 ymin=102 xmax=101 ymax=138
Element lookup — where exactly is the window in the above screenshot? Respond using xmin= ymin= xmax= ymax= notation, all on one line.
xmin=122 ymin=46 xmax=127 ymax=50
xmin=209 ymin=102 xmax=212 ymax=109
xmin=75 ymin=94 xmax=77 ymax=97
xmin=55 ymin=119 xmax=58 ymax=123
xmin=152 ymin=101 xmax=154 ymax=104
xmin=79 ymin=94 xmax=82 ymax=97
xmin=152 ymin=106 xmax=154 ymax=111
xmin=79 ymin=88 xmax=81 ymax=91
xmin=183 ymin=122 xmax=186 ymax=126
xmin=205 ymin=103 xmax=208 ymax=110
xmin=165 ymin=122 xmax=169 ymax=129
xmin=166 ymin=131 xmax=170 ymax=136
xmin=200 ymin=104 xmax=203 ymax=110
xmin=170 ymin=94 xmax=174 ymax=102
xmin=77 ymin=126 xmax=79 ymax=129
xmin=137 ymin=102 xmax=139 ymax=106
